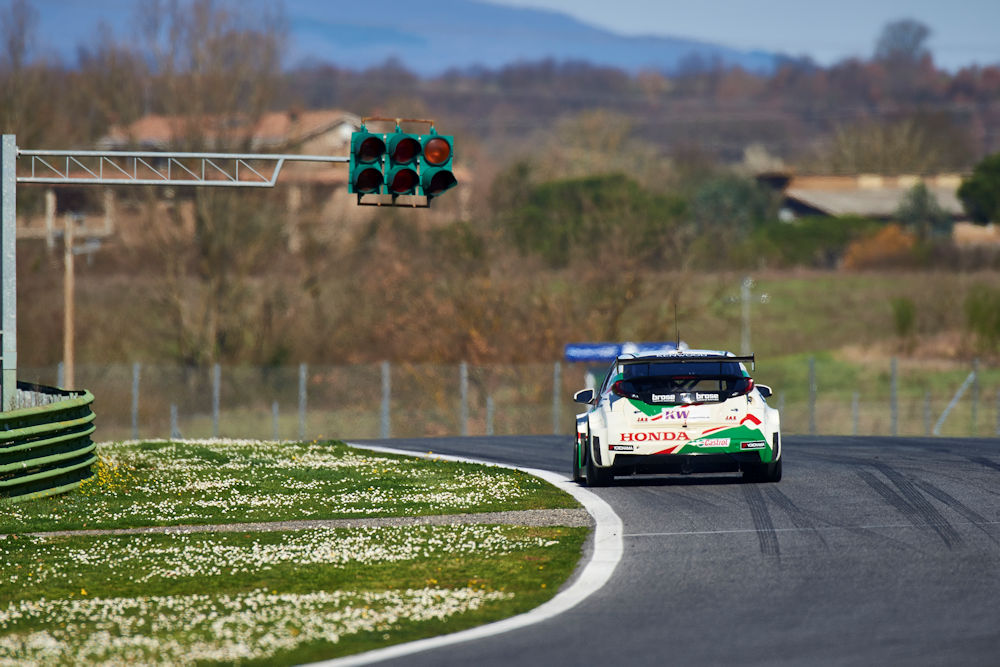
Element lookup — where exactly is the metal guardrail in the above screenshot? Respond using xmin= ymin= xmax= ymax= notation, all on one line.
xmin=0 ymin=382 xmax=96 ymax=502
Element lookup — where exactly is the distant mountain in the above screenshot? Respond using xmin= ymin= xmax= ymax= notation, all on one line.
xmin=36 ymin=0 xmax=780 ymax=75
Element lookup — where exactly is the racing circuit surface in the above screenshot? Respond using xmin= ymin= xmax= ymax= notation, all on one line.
xmin=351 ymin=435 xmax=1000 ymax=666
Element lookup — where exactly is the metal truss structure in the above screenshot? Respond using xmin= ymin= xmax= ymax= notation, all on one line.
xmin=17 ymin=148 xmax=346 ymax=187
xmin=1 ymin=136 xmax=350 ymax=411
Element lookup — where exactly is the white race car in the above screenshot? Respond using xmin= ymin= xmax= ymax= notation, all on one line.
xmin=572 ymin=349 xmax=781 ymax=485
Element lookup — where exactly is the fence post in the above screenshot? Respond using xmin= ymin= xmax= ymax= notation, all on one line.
xmin=57 ymin=362 xmax=64 ymax=389
xmin=924 ymin=390 xmax=931 ymax=436
xmin=212 ymin=363 xmax=220 ymax=438
xmin=995 ymin=389 xmax=999 ymax=437
xmin=131 ymin=362 xmax=141 ymax=440
xmin=808 ymin=356 xmax=817 ymax=435
xmin=381 ymin=361 xmax=391 ymax=439
xmin=298 ymin=363 xmax=307 ymax=441
xmin=890 ymin=357 xmax=898 ymax=436
xmin=272 ymin=400 xmax=279 ymax=441
xmin=460 ymin=361 xmax=469 ymax=436
xmin=971 ymin=358 xmax=979 ymax=436
xmin=552 ymin=361 xmax=562 ymax=435
xmin=170 ymin=404 xmax=180 ymax=439
xmin=486 ymin=395 xmax=495 ymax=436
xmin=851 ymin=391 xmax=859 ymax=436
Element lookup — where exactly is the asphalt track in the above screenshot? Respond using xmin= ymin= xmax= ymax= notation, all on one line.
xmin=349 ymin=435 xmax=1000 ymax=666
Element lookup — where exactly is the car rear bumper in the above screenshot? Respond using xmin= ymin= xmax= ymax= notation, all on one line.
xmin=606 ymin=452 xmax=764 ymax=476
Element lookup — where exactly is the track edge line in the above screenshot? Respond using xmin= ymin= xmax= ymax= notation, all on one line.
xmin=302 ymin=442 xmax=624 ymax=667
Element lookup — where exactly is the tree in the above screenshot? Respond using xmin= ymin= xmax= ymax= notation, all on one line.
xmin=132 ymin=0 xmax=290 ymax=365
xmin=823 ymin=116 xmax=972 ymax=175
xmin=958 ymin=153 xmax=1000 ymax=223
xmin=874 ymin=19 xmax=931 ymax=65
xmin=896 ymin=182 xmax=951 ymax=238
xmin=688 ymin=174 xmax=777 ymax=242
xmin=0 ymin=0 xmax=65 ymax=147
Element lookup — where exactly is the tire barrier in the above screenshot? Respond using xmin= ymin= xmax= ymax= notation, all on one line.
xmin=0 ymin=382 xmax=96 ymax=503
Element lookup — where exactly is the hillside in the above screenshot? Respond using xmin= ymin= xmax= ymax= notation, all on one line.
xmin=38 ymin=0 xmax=778 ymax=75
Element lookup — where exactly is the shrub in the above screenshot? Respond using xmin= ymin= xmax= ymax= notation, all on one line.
xmin=842 ymin=223 xmax=916 ymax=269
xmin=890 ymin=297 xmax=916 ymax=351
xmin=965 ymin=285 xmax=1000 ymax=353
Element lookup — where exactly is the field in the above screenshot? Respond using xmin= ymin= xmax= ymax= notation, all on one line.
xmin=0 ymin=440 xmax=587 ymax=665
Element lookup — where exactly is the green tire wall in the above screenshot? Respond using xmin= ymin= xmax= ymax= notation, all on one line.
xmin=0 ymin=382 xmax=96 ymax=503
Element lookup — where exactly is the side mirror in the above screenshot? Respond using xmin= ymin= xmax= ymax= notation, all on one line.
xmin=757 ymin=384 xmax=772 ymax=399
xmin=573 ymin=389 xmax=595 ymax=404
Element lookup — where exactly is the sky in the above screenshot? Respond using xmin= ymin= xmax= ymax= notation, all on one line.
xmin=491 ymin=0 xmax=1000 ymax=69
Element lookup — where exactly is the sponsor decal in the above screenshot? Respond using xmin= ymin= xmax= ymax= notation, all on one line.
xmin=609 ymin=444 xmax=635 ymax=451
xmin=696 ymin=438 xmax=730 ymax=448
xmin=740 ymin=440 xmax=768 ymax=450
xmin=695 ymin=392 xmax=719 ymax=402
xmin=740 ymin=414 xmax=762 ymax=426
xmin=725 ymin=414 xmax=738 ymax=422
xmin=652 ymin=393 xmax=676 ymax=403
xmin=660 ymin=406 xmax=711 ymax=422
xmin=621 ymin=431 xmax=690 ymax=442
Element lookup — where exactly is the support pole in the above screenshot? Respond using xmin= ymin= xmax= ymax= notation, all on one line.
xmin=131 ymin=362 xmax=141 ymax=440
xmin=552 ymin=361 xmax=562 ymax=435
xmin=808 ymin=357 xmax=817 ymax=436
xmin=890 ymin=357 xmax=897 ymax=436
xmin=1 ymin=135 xmax=16 ymax=410
xmin=63 ymin=215 xmax=75 ymax=389
xmin=486 ymin=395 xmax=495 ymax=436
xmin=381 ymin=361 xmax=391 ymax=439
xmin=212 ymin=363 xmax=220 ymax=438
xmin=459 ymin=361 xmax=469 ymax=436
xmin=851 ymin=391 xmax=859 ymax=436
xmin=298 ymin=363 xmax=307 ymax=441
xmin=740 ymin=276 xmax=751 ymax=356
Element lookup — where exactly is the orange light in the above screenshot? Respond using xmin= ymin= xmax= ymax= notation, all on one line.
xmin=423 ymin=137 xmax=451 ymax=165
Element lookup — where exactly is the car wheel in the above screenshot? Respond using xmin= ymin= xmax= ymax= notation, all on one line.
xmin=572 ymin=437 xmax=585 ymax=484
xmin=585 ymin=434 xmax=613 ymax=487
xmin=743 ymin=434 xmax=782 ymax=483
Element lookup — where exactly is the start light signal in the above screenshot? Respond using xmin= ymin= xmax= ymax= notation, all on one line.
xmin=348 ymin=118 xmax=457 ymax=207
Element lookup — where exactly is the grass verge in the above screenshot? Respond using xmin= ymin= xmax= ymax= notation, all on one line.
xmin=0 ymin=439 xmax=590 ymax=665
xmin=0 ymin=524 xmax=587 ymax=665
xmin=1 ymin=439 xmax=578 ymax=533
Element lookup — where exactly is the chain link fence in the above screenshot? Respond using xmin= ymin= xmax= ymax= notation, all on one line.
xmin=16 ymin=359 xmax=1000 ymax=443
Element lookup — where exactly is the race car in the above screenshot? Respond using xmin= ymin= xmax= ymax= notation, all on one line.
xmin=571 ymin=349 xmax=781 ymax=485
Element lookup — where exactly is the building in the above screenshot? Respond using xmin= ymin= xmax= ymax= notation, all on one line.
xmin=756 ymin=172 xmax=965 ymax=222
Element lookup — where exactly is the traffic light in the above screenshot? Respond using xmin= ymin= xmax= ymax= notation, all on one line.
xmin=349 ymin=119 xmax=458 ymax=206
xmin=420 ymin=130 xmax=457 ymax=197
xmin=348 ymin=126 xmax=386 ymax=195
xmin=385 ymin=129 xmax=421 ymax=195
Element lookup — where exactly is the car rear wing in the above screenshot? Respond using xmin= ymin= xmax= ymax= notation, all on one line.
xmin=619 ymin=354 xmax=755 ymax=371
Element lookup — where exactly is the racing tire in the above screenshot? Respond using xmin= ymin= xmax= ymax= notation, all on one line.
xmin=743 ymin=434 xmax=782 ymax=483
xmin=572 ymin=438 xmax=585 ymax=484
xmin=585 ymin=434 xmax=613 ymax=487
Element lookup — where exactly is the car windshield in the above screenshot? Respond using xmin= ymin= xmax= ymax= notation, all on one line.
xmin=617 ymin=360 xmax=749 ymax=396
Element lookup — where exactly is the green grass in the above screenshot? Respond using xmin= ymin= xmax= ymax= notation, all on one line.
xmin=0 ymin=524 xmax=588 ymax=665
xmin=1 ymin=439 xmax=579 ymax=533
xmin=0 ymin=438 xmax=590 ymax=665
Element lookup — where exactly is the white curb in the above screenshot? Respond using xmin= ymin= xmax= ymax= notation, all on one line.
xmin=303 ymin=442 xmax=624 ymax=666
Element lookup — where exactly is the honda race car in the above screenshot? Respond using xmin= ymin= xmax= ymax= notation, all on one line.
xmin=572 ymin=349 xmax=781 ymax=485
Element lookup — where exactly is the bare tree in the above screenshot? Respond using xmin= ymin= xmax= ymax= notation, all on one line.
xmin=0 ymin=0 xmax=64 ymax=146
xmin=131 ymin=0 xmax=291 ymax=365
xmin=874 ymin=19 xmax=931 ymax=65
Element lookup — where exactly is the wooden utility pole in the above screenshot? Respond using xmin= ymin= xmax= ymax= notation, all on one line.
xmin=63 ymin=214 xmax=74 ymax=389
